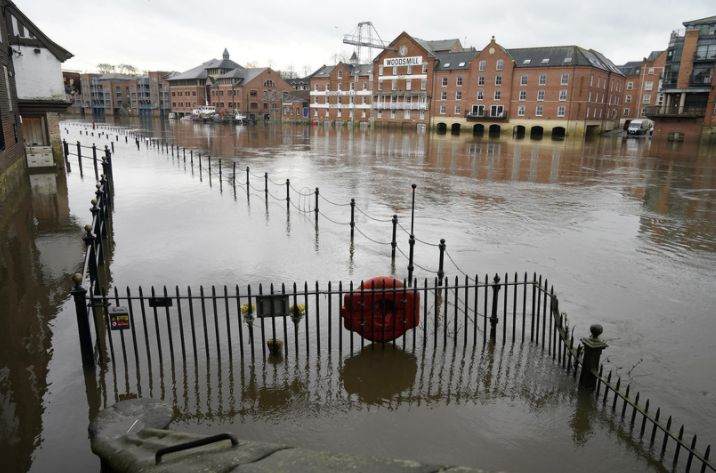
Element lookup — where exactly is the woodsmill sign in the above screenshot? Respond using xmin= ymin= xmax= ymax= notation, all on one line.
xmin=383 ymin=56 xmax=422 ymax=67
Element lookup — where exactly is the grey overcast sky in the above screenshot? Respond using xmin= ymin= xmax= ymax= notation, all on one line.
xmin=17 ymin=0 xmax=715 ymax=74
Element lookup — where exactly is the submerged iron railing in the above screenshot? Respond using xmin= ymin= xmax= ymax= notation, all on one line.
xmin=64 ymin=122 xmax=714 ymax=473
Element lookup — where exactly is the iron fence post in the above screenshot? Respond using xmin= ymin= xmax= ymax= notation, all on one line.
xmin=82 ymin=225 xmax=98 ymax=285
xmin=76 ymin=141 xmax=83 ymax=177
xmin=315 ymin=188 xmax=319 ymax=219
xmin=437 ymin=239 xmax=446 ymax=285
xmin=286 ymin=179 xmax=290 ymax=204
xmin=110 ymin=141 xmax=114 ymax=153
xmin=62 ymin=139 xmax=71 ymax=172
xmin=490 ymin=274 xmax=501 ymax=341
xmin=579 ymin=325 xmax=608 ymax=390
xmin=350 ymin=198 xmax=355 ymax=239
xmin=92 ymin=144 xmax=98 ymax=179
xmin=71 ymin=273 xmax=95 ymax=368
xmin=391 ymin=214 xmax=398 ymax=261
xmin=246 ymin=166 xmax=250 ymax=188
xmin=407 ymin=234 xmax=415 ymax=284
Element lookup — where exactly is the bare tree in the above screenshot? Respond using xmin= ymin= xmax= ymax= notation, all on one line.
xmin=96 ymin=63 xmax=115 ymax=74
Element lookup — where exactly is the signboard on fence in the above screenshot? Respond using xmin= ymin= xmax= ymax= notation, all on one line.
xmin=109 ymin=306 xmax=130 ymax=331
xmin=256 ymin=295 xmax=290 ymax=318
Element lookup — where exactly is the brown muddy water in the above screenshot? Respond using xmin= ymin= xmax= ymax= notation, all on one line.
xmin=1 ymin=118 xmax=714 ymax=472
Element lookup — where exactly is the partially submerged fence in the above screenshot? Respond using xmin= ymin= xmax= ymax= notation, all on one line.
xmin=64 ymin=124 xmax=714 ymax=473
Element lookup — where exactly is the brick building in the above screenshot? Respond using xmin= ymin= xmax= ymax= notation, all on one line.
xmin=646 ymin=16 xmax=716 ymax=141
xmin=168 ymin=49 xmax=292 ymax=120
xmin=618 ymin=51 xmax=667 ymax=126
xmin=310 ymin=32 xmax=624 ymax=138
xmin=310 ymin=54 xmax=373 ymax=125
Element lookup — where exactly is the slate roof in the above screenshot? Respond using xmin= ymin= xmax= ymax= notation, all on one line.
xmin=415 ymin=38 xmax=463 ymax=53
xmin=435 ymin=51 xmax=477 ymax=71
xmin=618 ymin=61 xmax=642 ymax=76
xmin=311 ymin=65 xmax=335 ymax=78
xmin=168 ymin=56 xmax=243 ymax=81
xmin=646 ymin=50 xmax=664 ymax=61
xmin=507 ymin=45 xmax=623 ymax=75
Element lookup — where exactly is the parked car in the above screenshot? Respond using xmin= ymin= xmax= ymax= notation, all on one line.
xmin=626 ymin=119 xmax=654 ymax=136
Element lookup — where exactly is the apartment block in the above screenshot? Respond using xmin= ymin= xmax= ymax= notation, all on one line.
xmin=646 ymin=16 xmax=716 ymax=140
xmin=310 ymin=54 xmax=373 ymax=125
xmin=618 ymin=51 xmax=667 ymax=124
xmin=168 ymin=49 xmax=292 ymax=120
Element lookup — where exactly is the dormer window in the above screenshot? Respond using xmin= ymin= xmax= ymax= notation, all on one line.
xmin=444 ymin=62 xmax=451 ymax=68
xmin=523 ymin=59 xmax=531 ymax=65
xmin=541 ymin=58 xmax=549 ymax=64
xmin=458 ymin=62 xmax=465 ymax=67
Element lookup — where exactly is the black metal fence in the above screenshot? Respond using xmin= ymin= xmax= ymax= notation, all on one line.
xmin=64 ymin=124 xmax=714 ymax=473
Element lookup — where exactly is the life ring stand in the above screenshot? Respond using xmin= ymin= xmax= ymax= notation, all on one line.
xmin=340 ymin=276 xmax=420 ymax=342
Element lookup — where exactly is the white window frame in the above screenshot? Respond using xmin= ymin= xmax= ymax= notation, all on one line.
xmin=535 ymin=105 xmax=543 ymax=116
xmin=537 ymin=90 xmax=545 ymax=101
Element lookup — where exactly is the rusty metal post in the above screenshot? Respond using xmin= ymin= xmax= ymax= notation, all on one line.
xmin=490 ymin=274 xmax=501 ymax=341
xmin=579 ymin=325 xmax=608 ymax=390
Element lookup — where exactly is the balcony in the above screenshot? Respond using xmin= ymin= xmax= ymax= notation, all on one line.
xmin=643 ymin=106 xmax=706 ymax=118
xmin=465 ymin=112 xmax=509 ymax=122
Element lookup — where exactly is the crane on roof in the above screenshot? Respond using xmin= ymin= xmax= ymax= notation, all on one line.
xmin=342 ymin=21 xmax=396 ymax=63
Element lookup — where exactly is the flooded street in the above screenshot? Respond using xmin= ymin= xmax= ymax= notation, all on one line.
xmin=1 ymin=118 xmax=715 ymax=472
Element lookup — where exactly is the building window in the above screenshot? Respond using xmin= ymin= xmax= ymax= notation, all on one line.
xmin=440 ymin=104 xmax=446 ymax=114
xmin=644 ymin=81 xmax=653 ymax=91
xmin=479 ymin=60 xmax=486 ymax=71
xmin=391 ymin=79 xmax=397 ymax=91
xmin=519 ymin=90 xmax=526 ymax=101
xmin=457 ymin=77 xmax=463 ymax=86
xmin=442 ymin=77 xmax=448 ymax=86
xmin=626 ymin=81 xmax=633 ymax=90
xmin=623 ymin=108 xmax=630 ymax=116
xmin=407 ymin=65 xmax=412 ymax=74
xmin=496 ymin=59 xmax=504 ymax=70
xmin=477 ymin=90 xmax=484 ymax=100
xmin=478 ymin=76 xmax=485 ymax=85
xmin=538 ymin=74 xmax=546 ymax=85
xmin=625 ymin=95 xmax=631 ymax=103
xmin=520 ymin=74 xmax=528 ymax=85
xmin=557 ymin=105 xmax=566 ymax=117
xmin=393 ymin=66 xmax=398 ymax=75
xmin=379 ymin=66 xmax=383 ymax=75
xmin=495 ymin=75 xmax=502 ymax=85
xmin=421 ymin=79 xmax=427 ymax=90
xmin=517 ymin=105 xmax=525 ymax=116
xmin=406 ymin=80 xmax=412 ymax=90
xmin=642 ymin=95 xmax=651 ymax=104
xmin=537 ymin=90 xmax=545 ymax=101
xmin=561 ymin=73 xmax=569 ymax=85
xmin=494 ymin=90 xmax=501 ymax=100
xmin=535 ymin=105 xmax=543 ymax=116
xmin=455 ymin=105 xmax=461 ymax=114
xmin=422 ymin=63 xmax=428 ymax=73
xmin=441 ymin=91 xmax=447 ymax=100
xmin=559 ymin=90 xmax=567 ymax=101
xmin=456 ymin=90 xmax=462 ymax=100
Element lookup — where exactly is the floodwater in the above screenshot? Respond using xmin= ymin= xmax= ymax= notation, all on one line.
xmin=1 ymin=118 xmax=715 ymax=473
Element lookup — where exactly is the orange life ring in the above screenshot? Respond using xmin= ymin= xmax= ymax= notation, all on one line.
xmin=340 ymin=276 xmax=420 ymax=342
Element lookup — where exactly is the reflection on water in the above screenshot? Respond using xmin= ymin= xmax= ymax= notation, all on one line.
xmin=0 ymin=170 xmax=83 ymax=473
xmin=341 ymin=345 xmax=417 ymax=405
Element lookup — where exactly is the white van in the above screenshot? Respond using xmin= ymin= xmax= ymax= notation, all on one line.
xmin=627 ymin=119 xmax=654 ymax=136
